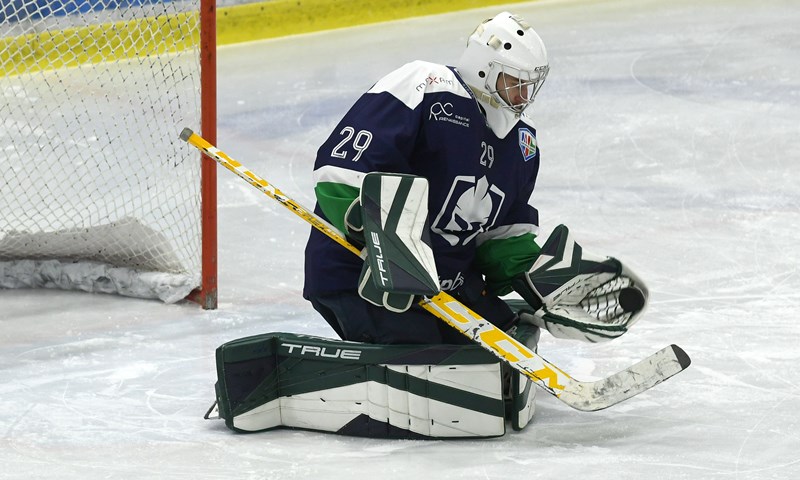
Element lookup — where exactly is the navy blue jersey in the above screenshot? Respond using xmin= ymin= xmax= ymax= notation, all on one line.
xmin=304 ymin=61 xmax=540 ymax=299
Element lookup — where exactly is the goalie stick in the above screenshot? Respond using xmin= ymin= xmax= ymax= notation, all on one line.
xmin=179 ymin=127 xmax=691 ymax=412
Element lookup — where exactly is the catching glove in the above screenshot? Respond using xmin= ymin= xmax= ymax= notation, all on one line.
xmin=512 ymin=224 xmax=649 ymax=342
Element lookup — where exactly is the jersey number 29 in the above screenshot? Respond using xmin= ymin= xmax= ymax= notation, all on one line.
xmin=331 ymin=126 xmax=373 ymax=162
xmin=480 ymin=141 xmax=495 ymax=168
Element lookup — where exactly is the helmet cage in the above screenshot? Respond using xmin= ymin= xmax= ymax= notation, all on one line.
xmin=487 ymin=61 xmax=549 ymax=114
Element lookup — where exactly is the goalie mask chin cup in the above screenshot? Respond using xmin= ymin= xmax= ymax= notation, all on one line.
xmin=455 ymin=11 xmax=549 ymax=138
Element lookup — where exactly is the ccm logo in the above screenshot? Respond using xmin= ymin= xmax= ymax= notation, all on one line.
xmin=281 ymin=343 xmax=362 ymax=360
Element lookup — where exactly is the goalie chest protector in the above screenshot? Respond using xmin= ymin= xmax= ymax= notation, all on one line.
xmin=207 ymin=332 xmax=536 ymax=439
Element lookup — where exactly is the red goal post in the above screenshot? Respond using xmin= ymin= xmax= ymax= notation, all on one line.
xmin=0 ymin=0 xmax=217 ymax=309
xmin=194 ymin=0 xmax=218 ymax=309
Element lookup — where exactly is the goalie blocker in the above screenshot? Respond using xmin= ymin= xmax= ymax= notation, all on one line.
xmin=206 ymin=332 xmax=537 ymax=439
xmin=352 ymin=172 xmax=441 ymax=313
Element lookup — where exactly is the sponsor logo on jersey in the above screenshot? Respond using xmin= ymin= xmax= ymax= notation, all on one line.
xmin=431 ymin=176 xmax=505 ymax=246
xmin=416 ymin=75 xmax=456 ymax=92
xmin=439 ymin=272 xmax=465 ymax=291
xmin=518 ymin=128 xmax=537 ymax=162
xmin=429 ymin=102 xmax=453 ymax=120
xmin=429 ymin=102 xmax=470 ymax=127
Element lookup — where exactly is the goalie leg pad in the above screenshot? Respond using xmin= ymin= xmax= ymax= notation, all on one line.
xmin=209 ymin=332 xmax=537 ymax=439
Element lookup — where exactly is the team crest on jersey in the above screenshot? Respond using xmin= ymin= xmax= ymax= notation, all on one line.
xmin=431 ymin=176 xmax=506 ymax=246
xmin=518 ymin=128 xmax=537 ymax=162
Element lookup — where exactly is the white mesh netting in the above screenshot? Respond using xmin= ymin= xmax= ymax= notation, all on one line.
xmin=0 ymin=1 xmax=204 ymax=302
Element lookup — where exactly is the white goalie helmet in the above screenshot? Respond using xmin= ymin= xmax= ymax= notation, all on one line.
xmin=456 ymin=12 xmax=549 ymax=136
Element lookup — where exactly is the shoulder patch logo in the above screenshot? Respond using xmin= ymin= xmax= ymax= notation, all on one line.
xmin=518 ymin=128 xmax=537 ymax=162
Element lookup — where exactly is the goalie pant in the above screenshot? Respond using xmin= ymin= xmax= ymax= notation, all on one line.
xmin=207 ymin=332 xmax=537 ymax=439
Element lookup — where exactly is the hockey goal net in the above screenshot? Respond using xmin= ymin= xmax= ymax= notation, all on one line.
xmin=0 ymin=0 xmax=217 ymax=307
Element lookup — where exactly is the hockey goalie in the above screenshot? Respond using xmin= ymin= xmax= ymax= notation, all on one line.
xmin=206 ymin=11 xmax=655 ymax=439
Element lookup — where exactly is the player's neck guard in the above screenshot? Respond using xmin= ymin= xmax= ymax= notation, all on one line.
xmin=468 ymin=85 xmax=520 ymax=139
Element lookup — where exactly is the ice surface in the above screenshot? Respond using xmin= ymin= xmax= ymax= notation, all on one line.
xmin=2 ymin=0 xmax=800 ymax=478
